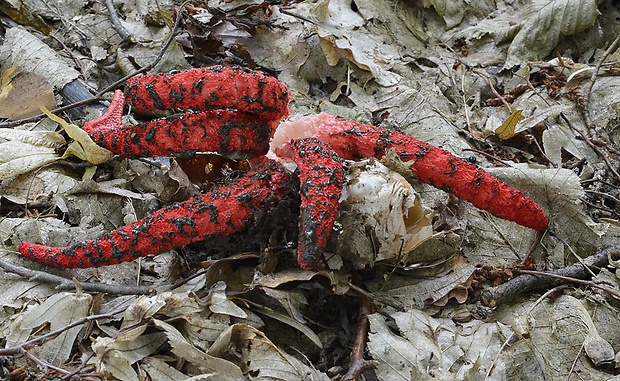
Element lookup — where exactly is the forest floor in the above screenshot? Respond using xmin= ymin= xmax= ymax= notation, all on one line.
xmin=1 ymin=0 xmax=620 ymax=380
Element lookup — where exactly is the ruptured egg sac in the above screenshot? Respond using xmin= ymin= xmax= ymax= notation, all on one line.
xmin=335 ymin=159 xmax=433 ymax=269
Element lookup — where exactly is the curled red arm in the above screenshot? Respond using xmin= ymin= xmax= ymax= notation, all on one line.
xmin=276 ymin=138 xmax=345 ymax=269
xmin=124 ymin=65 xmax=291 ymax=122
xmin=276 ymin=114 xmax=549 ymax=231
xmin=18 ymin=158 xmax=292 ymax=268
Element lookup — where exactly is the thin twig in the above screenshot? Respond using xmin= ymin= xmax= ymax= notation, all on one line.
xmin=0 ymin=97 xmax=103 ymax=128
xmin=582 ymin=31 xmax=620 ymax=113
xmin=559 ymin=112 xmax=620 ymax=181
xmin=479 ymin=72 xmax=512 ymax=111
xmin=585 ymin=189 xmax=620 ymax=205
xmin=581 ymin=198 xmax=619 ymax=218
xmin=60 ymin=353 xmax=96 ymax=381
xmin=341 ymin=296 xmax=377 ymax=381
xmin=105 ymin=0 xmax=133 ymax=42
xmin=20 ymin=348 xmax=71 ymax=375
xmin=0 ymin=256 xmax=152 ymax=294
xmin=517 ymin=269 xmax=620 ymax=299
xmin=279 ymin=7 xmax=317 ymax=25
xmin=348 ymin=281 xmax=404 ymax=311
xmin=482 ymin=244 xmax=620 ymax=307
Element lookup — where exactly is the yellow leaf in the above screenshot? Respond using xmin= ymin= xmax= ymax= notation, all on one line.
xmin=82 ymin=165 xmax=97 ymax=181
xmin=40 ymin=105 xmax=114 ymax=164
xmin=495 ymin=109 xmax=524 ymax=140
xmin=0 ymin=67 xmax=16 ymax=98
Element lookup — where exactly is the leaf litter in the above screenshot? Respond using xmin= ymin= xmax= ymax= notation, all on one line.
xmin=0 ymin=0 xmax=620 ymax=380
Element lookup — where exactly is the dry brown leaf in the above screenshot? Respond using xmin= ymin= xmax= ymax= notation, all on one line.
xmin=0 ymin=68 xmax=56 ymax=119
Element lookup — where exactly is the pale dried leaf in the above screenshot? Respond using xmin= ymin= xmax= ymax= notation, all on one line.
xmin=207 ymin=282 xmax=247 ymax=318
xmin=373 ymin=76 xmax=468 ymax=154
xmin=489 ymin=167 xmax=606 ymax=256
xmin=0 ymin=129 xmax=65 ymax=180
xmin=140 ymin=357 xmax=190 ymax=381
xmin=505 ymin=0 xmax=600 ymax=67
xmin=154 ymin=319 xmax=244 ymax=380
xmin=121 ymin=292 xmax=203 ymax=331
xmin=93 ymin=337 xmax=139 ymax=381
xmin=157 ymin=291 xmax=205 ymax=319
xmin=0 ymin=167 xmax=79 ymax=206
xmin=517 ymin=104 xmax=570 ymax=133
xmin=20 ymin=0 xmax=86 ymax=20
xmin=455 ymin=0 xmax=600 ymax=67
xmin=584 ymin=325 xmax=615 ymax=366
xmin=65 ymin=178 xmax=144 ymax=199
xmin=174 ymin=272 xmax=208 ymax=293
xmin=421 ymin=0 xmax=465 ymax=28
xmin=0 ymin=26 xmax=79 ymax=89
xmin=453 ymin=11 xmax=520 ymax=43
xmin=461 ymin=166 xmax=605 ymax=266
xmin=210 ymin=324 xmax=329 ymax=380
xmin=98 ymin=332 xmax=167 ymax=365
xmin=231 ymin=308 xmax=265 ymax=330
xmin=368 ymin=311 xmax=509 ymax=380
xmin=19 ymin=292 xmax=91 ymax=365
xmin=543 ymin=120 xmax=599 ymax=165
xmin=262 ymin=287 xmax=307 ymax=323
xmin=70 ymin=14 xmax=124 ymax=52
xmin=587 ymin=76 xmax=620 ymax=133
xmin=367 ymin=317 xmax=415 ymax=381
xmin=252 ymin=269 xmax=326 ymax=288
xmin=0 ymin=251 xmax=56 ymax=309
xmin=249 ymin=303 xmax=322 ymax=348
xmin=121 ymin=294 xmax=167 ymax=329
xmin=313 ymin=0 xmax=422 ymax=86
xmin=504 ymin=295 xmax=615 ymax=379
xmin=182 ymin=311 xmax=231 ymax=351
xmin=387 ymin=255 xmax=475 ymax=308
xmin=0 ymin=151 xmax=59 ymax=180
xmin=555 ymin=295 xmax=614 ymax=366
xmin=0 ymin=128 xmax=65 ymax=149
xmin=5 ymin=313 xmax=32 ymax=353
xmin=115 ymin=325 xmax=149 ymax=343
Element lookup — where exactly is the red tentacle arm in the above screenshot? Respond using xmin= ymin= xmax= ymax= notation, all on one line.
xmin=18 ymin=158 xmax=292 ymax=268
xmin=124 ymin=65 xmax=291 ymax=122
xmin=84 ymin=67 xmax=290 ymax=159
xmin=276 ymin=138 xmax=345 ymax=269
xmin=84 ymin=91 xmax=275 ymax=160
xmin=274 ymin=113 xmax=549 ymax=231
